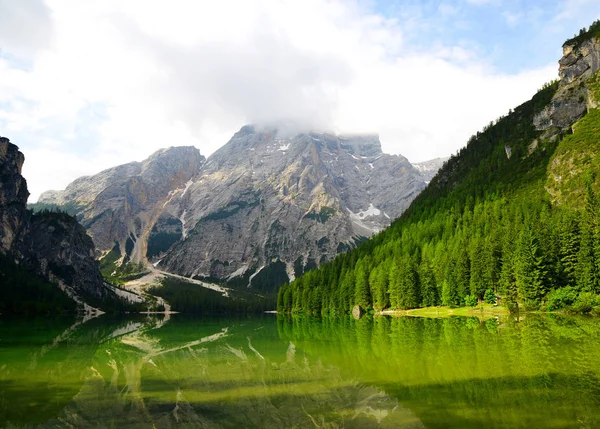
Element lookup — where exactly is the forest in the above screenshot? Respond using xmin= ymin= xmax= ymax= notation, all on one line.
xmin=278 ymin=68 xmax=600 ymax=315
xmin=0 ymin=255 xmax=78 ymax=315
xmin=149 ymin=277 xmax=276 ymax=314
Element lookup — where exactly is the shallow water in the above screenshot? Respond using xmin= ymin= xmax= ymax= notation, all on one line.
xmin=1 ymin=313 xmax=599 ymax=428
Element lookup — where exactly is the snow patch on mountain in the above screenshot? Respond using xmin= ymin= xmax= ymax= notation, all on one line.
xmin=357 ymin=203 xmax=381 ymax=219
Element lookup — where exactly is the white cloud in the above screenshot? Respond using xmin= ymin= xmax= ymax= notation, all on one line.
xmin=0 ymin=0 xmax=557 ymax=201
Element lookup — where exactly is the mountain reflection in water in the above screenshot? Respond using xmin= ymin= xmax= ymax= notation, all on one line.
xmin=1 ymin=314 xmax=599 ymax=428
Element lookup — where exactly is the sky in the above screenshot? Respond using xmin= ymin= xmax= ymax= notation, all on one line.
xmin=1 ymin=0 xmax=599 ymax=202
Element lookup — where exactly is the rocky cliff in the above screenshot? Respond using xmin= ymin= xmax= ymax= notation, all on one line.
xmin=541 ymin=32 xmax=600 ymax=207
xmin=40 ymin=128 xmax=435 ymax=290
xmin=0 ymin=137 xmax=108 ymax=303
xmin=534 ymin=37 xmax=600 ymax=135
xmin=0 ymin=137 xmax=28 ymax=254
xmin=158 ymin=127 xmax=426 ymax=289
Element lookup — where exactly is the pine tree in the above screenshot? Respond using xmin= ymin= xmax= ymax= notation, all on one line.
xmin=397 ymin=254 xmax=421 ymax=309
xmin=388 ymin=260 xmax=400 ymax=309
xmin=369 ymin=264 xmax=389 ymax=311
xmin=515 ymin=227 xmax=547 ymax=309
xmin=354 ymin=259 xmax=371 ymax=309
xmin=558 ymin=211 xmax=580 ymax=287
xmin=419 ymin=257 xmax=438 ymax=306
xmin=576 ymin=178 xmax=600 ymax=293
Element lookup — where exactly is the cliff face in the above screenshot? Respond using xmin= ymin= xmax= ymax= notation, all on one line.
xmin=543 ymin=36 xmax=600 ymax=207
xmin=0 ymin=137 xmax=107 ymax=301
xmin=0 ymin=137 xmax=28 ymax=254
xmin=158 ymin=127 xmax=426 ymax=288
xmin=534 ymin=38 xmax=600 ymax=134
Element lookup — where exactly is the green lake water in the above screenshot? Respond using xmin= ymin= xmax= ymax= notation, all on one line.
xmin=1 ymin=314 xmax=600 ymax=428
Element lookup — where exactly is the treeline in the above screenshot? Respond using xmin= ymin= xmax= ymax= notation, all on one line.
xmin=0 ymin=256 xmax=77 ymax=315
xmin=27 ymin=201 xmax=82 ymax=217
xmin=149 ymin=277 xmax=276 ymax=313
xmin=279 ymin=188 xmax=600 ymax=314
xmin=278 ymin=79 xmax=600 ymax=315
xmin=564 ymin=19 xmax=600 ymax=48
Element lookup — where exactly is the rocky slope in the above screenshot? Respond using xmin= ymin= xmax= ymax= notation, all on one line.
xmin=39 ymin=146 xmax=205 ymax=262
xmin=0 ymin=137 xmax=108 ymax=303
xmin=534 ymin=37 xmax=600 ymax=135
xmin=159 ymin=127 xmax=426 ymax=289
xmin=40 ymin=128 xmax=436 ymax=291
xmin=412 ymin=157 xmax=449 ymax=183
xmin=541 ymin=34 xmax=600 ymax=207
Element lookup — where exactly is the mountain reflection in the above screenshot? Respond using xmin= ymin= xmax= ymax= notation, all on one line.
xmin=1 ymin=314 xmax=600 ymax=428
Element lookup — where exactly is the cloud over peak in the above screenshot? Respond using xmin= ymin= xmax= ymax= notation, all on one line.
xmin=1 ymin=0 xmax=591 ymax=200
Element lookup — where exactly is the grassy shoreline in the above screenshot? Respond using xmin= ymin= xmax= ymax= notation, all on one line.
xmin=377 ymin=303 xmax=509 ymax=319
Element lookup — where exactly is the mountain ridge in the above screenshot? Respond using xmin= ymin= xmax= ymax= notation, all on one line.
xmin=38 ymin=128 xmax=442 ymax=291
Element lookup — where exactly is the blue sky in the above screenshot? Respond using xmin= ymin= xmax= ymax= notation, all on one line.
xmin=0 ymin=0 xmax=599 ymax=201
xmin=372 ymin=0 xmax=600 ymax=72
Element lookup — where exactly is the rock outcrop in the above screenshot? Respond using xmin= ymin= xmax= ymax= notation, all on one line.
xmin=40 ymin=127 xmax=439 ymax=291
xmin=0 ymin=137 xmax=28 ymax=253
xmin=0 ymin=137 xmax=107 ymax=301
xmin=534 ymin=37 xmax=600 ymax=135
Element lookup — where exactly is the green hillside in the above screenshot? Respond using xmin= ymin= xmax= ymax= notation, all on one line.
xmin=279 ymin=38 xmax=600 ymax=315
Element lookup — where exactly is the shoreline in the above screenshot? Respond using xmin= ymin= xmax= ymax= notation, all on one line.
xmin=377 ymin=304 xmax=509 ymax=319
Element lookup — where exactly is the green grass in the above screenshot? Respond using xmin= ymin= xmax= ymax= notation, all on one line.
xmin=546 ymin=107 xmax=600 ymax=207
xmin=380 ymin=303 xmax=508 ymax=320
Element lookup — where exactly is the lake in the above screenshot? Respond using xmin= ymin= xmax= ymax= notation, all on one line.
xmin=1 ymin=313 xmax=599 ymax=428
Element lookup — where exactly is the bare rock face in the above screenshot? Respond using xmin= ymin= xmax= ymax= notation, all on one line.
xmin=41 ymin=127 xmax=438 ymax=291
xmin=0 ymin=137 xmax=28 ymax=254
xmin=0 ymin=137 xmax=107 ymax=299
xmin=157 ymin=127 xmax=426 ymax=290
xmin=39 ymin=146 xmax=205 ymax=261
xmin=534 ymin=38 xmax=600 ymax=134
xmin=412 ymin=157 xmax=449 ymax=183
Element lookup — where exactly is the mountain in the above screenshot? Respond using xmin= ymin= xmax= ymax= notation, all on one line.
xmin=279 ymin=22 xmax=600 ymax=315
xmin=412 ymin=157 xmax=449 ymax=183
xmin=0 ymin=137 xmax=113 ymax=314
xmin=38 ymin=146 xmax=205 ymax=264
xmin=39 ymin=128 xmax=436 ymax=291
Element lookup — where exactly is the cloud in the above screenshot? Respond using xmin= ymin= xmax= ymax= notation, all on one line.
xmin=0 ymin=0 xmax=559 ymax=201
xmin=0 ymin=0 xmax=53 ymax=59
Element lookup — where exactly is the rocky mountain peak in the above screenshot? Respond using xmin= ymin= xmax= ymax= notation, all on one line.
xmin=337 ymin=134 xmax=382 ymax=157
xmin=39 ymin=126 xmax=443 ymax=292
xmin=153 ymin=126 xmax=427 ymax=289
